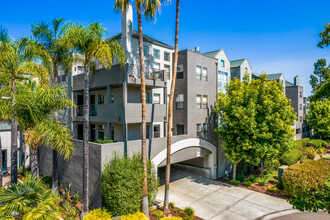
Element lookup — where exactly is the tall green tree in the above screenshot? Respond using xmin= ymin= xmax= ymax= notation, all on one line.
xmin=114 ymin=0 xmax=162 ymax=217
xmin=61 ymin=22 xmax=125 ymax=216
xmin=309 ymin=59 xmax=330 ymax=95
xmin=309 ymin=99 xmax=330 ymax=139
xmin=0 ymin=27 xmax=49 ymax=184
xmin=14 ymin=81 xmax=75 ymax=178
xmin=318 ymin=23 xmax=330 ymax=48
xmin=164 ymin=0 xmax=180 ymax=214
xmin=32 ymin=18 xmax=73 ymax=191
xmin=214 ymin=74 xmax=296 ymax=179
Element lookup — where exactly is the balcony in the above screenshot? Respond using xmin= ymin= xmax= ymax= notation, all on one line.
xmin=127 ymin=64 xmax=167 ymax=88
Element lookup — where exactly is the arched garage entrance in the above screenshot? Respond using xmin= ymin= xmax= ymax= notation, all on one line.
xmin=152 ymin=138 xmax=217 ymax=179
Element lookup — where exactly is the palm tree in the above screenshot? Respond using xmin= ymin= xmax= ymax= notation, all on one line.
xmin=114 ymin=1 xmax=162 ymax=216
xmin=0 ymin=27 xmax=49 ymax=184
xmin=163 ymin=0 xmax=180 ymax=213
xmin=14 ymin=80 xmax=75 ymax=178
xmin=31 ymin=18 xmax=73 ymax=192
xmin=0 ymin=174 xmax=61 ymax=220
xmin=61 ymin=22 xmax=125 ymax=216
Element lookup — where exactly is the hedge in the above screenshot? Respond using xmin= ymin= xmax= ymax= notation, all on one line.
xmin=308 ymin=139 xmax=327 ymax=148
xmin=101 ymin=154 xmax=159 ymax=217
xmin=281 ymin=148 xmax=303 ymax=166
xmin=282 ymin=160 xmax=330 ymax=213
xmin=83 ymin=208 xmax=112 ymax=220
xmin=293 ymin=138 xmax=310 ymax=148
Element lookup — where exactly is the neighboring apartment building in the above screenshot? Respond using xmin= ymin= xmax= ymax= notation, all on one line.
xmin=40 ymin=5 xmax=228 ymax=208
xmin=285 ymin=76 xmax=304 ymax=140
xmin=230 ymin=58 xmax=252 ymax=81
xmin=302 ymin=97 xmax=313 ymax=138
xmin=266 ymin=73 xmax=286 ymax=94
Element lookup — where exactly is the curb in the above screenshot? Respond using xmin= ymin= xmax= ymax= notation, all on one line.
xmin=256 ymin=209 xmax=301 ymax=220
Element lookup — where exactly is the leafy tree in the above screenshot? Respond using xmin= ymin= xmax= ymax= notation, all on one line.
xmin=13 ymin=81 xmax=75 ymax=178
xmin=32 ymin=18 xmax=74 ymax=192
xmin=309 ymin=99 xmax=330 ymax=139
xmin=61 ymin=22 xmax=125 ymax=216
xmin=114 ymin=0 xmax=162 ymax=217
xmin=164 ymin=0 xmax=180 ymax=214
xmin=309 ymin=59 xmax=330 ymax=95
xmin=0 ymin=26 xmax=49 ymax=184
xmin=214 ymin=74 xmax=296 ymax=179
xmin=0 ymin=175 xmax=61 ymax=219
xmin=318 ymin=23 xmax=330 ymax=48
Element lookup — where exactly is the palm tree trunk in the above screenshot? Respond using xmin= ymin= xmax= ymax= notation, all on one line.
xmin=0 ymin=136 xmax=3 ymax=186
xmin=164 ymin=0 xmax=180 ymax=214
xmin=11 ymin=74 xmax=18 ymax=185
xmin=19 ymin=130 xmax=25 ymax=173
xmin=82 ymin=66 xmax=90 ymax=217
xmin=137 ymin=5 xmax=149 ymax=217
xmin=30 ymin=147 xmax=39 ymax=178
xmin=233 ymin=163 xmax=237 ymax=181
xmin=52 ymin=69 xmax=59 ymax=192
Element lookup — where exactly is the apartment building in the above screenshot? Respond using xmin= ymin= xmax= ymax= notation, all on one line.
xmin=302 ymin=97 xmax=313 ymax=138
xmin=230 ymin=58 xmax=252 ymax=81
xmin=285 ymin=76 xmax=304 ymax=140
xmin=39 ymin=4 xmax=227 ymax=208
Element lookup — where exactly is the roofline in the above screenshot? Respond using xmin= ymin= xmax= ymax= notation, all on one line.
xmin=204 ymin=49 xmax=231 ymax=63
xmin=180 ymin=49 xmax=218 ymax=61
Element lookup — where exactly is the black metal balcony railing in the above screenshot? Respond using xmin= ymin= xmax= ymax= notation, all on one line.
xmin=127 ymin=64 xmax=166 ymax=81
xmin=76 ymin=105 xmax=97 ymax=116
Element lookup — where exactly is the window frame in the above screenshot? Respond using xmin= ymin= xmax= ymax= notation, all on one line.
xmin=196 ymin=95 xmax=202 ymax=109
xmin=176 ymin=94 xmax=184 ymax=109
xmin=196 ymin=65 xmax=201 ymax=80
xmin=143 ymin=45 xmax=149 ymax=57
xmin=153 ymin=124 xmax=161 ymax=138
xmin=164 ymin=51 xmax=170 ymax=62
xmin=153 ymin=93 xmax=161 ymax=104
xmin=153 ymin=49 xmax=160 ymax=59
xmin=202 ymin=95 xmax=208 ymax=109
xmin=202 ymin=67 xmax=208 ymax=81
xmin=98 ymin=94 xmax=105 ymax=105
xmin=221 ymin=60 xmax=225 ymax=67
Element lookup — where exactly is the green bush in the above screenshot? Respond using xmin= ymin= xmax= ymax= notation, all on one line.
xmin=281 ymin=148 xmax=303 ymax=165
xmin=101 ymin=154 xmax=159 ymax=217
xmin=267 ymin=186 xmax=279 ymax=192
xmin=247 ymin=175 xmax=257 ymax=183
xmin=121 ymin=211 xmax=148 ymax=220
xmin=293 ymin=138 xmax=310 ymax=148
xmin=265 ymin=173 xmax=278 ymax=180
xmin=236 ymin=173 xmax=245 ymax=182
xmin=83 ymin=208 xmax=111 ymax=220
xmin=174 ymin=209 xmax=181 ymax=214
xmin=153 ymin=210 xmax=164 ymax=219
xmin=230 ymin=180 xmax=240 ymax=185
xmin=223 ymin=176 xmax=229 ymax=181
xmin=168 ymin=202 xmax=175 ymax=209
xmin=282 ymin=160 xmax=330 ymax=213
xmin=183 ymin=207 xmax=195 ymax=220
xmin=264 ymin=158 xmax=281 ymax=173
xmin=96 ymin=137 xmax=114 ymax=144
xmin=257 ymin=177 xmax=269 ymax=186
xmin=243 ymin=181 xmax=252 ymax=186
xmin=303 ymin=147 xmax=317 ymax=159
xmin=308 ymin=139 xmax=327 ymax=148
xmin=276 ymin=181 xmax=284 ymax=190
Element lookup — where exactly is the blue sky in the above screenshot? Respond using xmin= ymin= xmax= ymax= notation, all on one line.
xmin=2 ymin=0 xmax=330 ymax=96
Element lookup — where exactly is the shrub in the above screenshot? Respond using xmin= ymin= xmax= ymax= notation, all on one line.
xmin=230 ymin=180 xmax=240 ymax=185
xmin=308 ymin=139 xmax=327 ymax=148
xmin=223 ymin=176 xmax=229 ymax=181
xmin=153 ymin=210 xmax=164 ymax=219
xmin=247 ymin=175 xmax=257 ymax=183
xmin=276 ymin=181 xmax=284 ymax=190
xmin=293 ymin=138 xmax=310 ymax=148
xmin=281 ymin=148 xmax=303 ymax=165
xmin=267 ymin=186 xmax=279 ymax=192
xmin=264 ymin=158 xmax=281 ymax=173
xmin=160 ymin=217 xmax=183 ymax=220
xmin=265 ymin=173 xmax=278 ymax=180
xmin=174 ymin=209 xmax=181 ymax=213
xmin=236 ymin=173 xmax=245 ymax=182
xmin=303 ymin=147 xmax=317 ymax=159
xmin=168 ymin=202 xmax=175 ymax=209
xmin=121 ymin=211 xmax=148 ymax=220
xmin=257 ymin=177 xmax=269 ymax=186
xmin=64 ymin=201 xmax=80 ymax=218
xmin=71 ymin=192 xmax=80 ymax=205
xmin=101 ymin=153 xmax=159 ymax=216
xmin=243 ymin=181 xmax=252 ymax=186
xmin=183 ymin=207 xmax=195 ymax=220
xmin=83 ymin=208 xmax=111 ymax=220
xmin=282 ymin=160 xmax=330 ymax=213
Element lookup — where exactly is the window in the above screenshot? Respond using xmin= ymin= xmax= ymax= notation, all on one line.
xmin=202 ymin=95 xmax=208 ymax=109
xmin=143 ymin=46 xmax=149 ymax=57
xmin=203 ymin=123 xmax=207 ymax=135
xmin=98 ymin=63 xmax=104 ymax=69
xmin=144 ymin=61 xmax=149 ymax=75
xmin=164 ymin=64 xmax=170 ymax=80
xmin=300 ymin=104 xmax=302 ymax=110
xmin=196 ymin=95 xmax=202 ymax=109
xmin=176 ymin=94 xmax=184 ymax=109
xmin=196 ymin=66 xmax=201 ymax=80
xmin=154 ymin=124 xmax=160 ymax=138
xmin=77 ymin=66 xmax=84 ymax=75
xmin=110 ymin=125 xmax=114 ymax=140
xmin=221 ymin=60 xmax=225 ymax=67
xmin=154 ymin=49 xmax=160 ymax=59
xmin=196 ymin=124 xmax=202 ymax=137
xmin=153 ymin=62 xmax=160 ymax=71
xmin=111 ymin=94 xmax=114 ymax=104
xmin=245 ymin=67 xmax=248 ymax=72
xmin=202 ymin=67 xmax=208 ymax=81
xmin=218 ymin=71 xmax=228 ymax=93
xmin=177 ymin=65 xmax=183 ymax=79
xmin=176 ymin=124 xmax=185 ymax=135
xmin=146 ymin=124 xmax=150 ymax=139
xmin=164 ymin=51 xmax=170 ymax=61
xmin=153 ymin=93 xmax=160 ymax=104
xmin=98 ymin=94 xmax=104 ymax=104
xmin=98 ymin=125 xmax=105 ymax=140
xmin=299 ymin=92 xmax=303 ymax=98
xmin=77 ymin=124 xmax=83 ymax=140
xmin=146 ymin=92 xmax=151 ymax=104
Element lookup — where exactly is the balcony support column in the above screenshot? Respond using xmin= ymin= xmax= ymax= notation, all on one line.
xmin=123 ymin=64 xmax=128 ymax=156
xmin=107 ymin=85 xmax=112 ymax=104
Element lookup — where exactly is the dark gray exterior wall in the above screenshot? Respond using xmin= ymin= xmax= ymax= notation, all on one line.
xmin=285 ymin=85 xmax=304 ymax=139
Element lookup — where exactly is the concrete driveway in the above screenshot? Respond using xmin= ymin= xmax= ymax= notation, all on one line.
xmin=157 ymin=166 xmax=294 ymax=220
